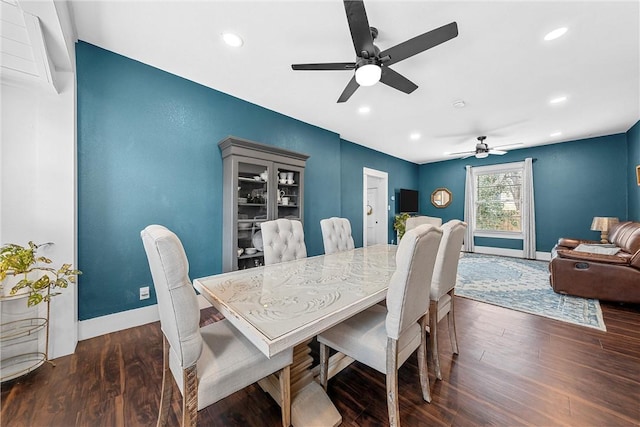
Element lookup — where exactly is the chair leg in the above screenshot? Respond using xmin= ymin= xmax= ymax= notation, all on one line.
xmin=319 ymin=342 xmax=329 ymax=390
xmin=386 ymin=338 xmax=400 ymax=427
xmin=429 ymin=301 xmax=443 ymax=380
xmin=447 ymin=291 xmax=459 ymax=355
xmin=418 ymin=315 xmax=432 ymax=403
xmin=279 ymin=365 xmax=291 ymax=427
xmin=157 ymin=336 xmax=172 ymax=427
xmin=182 ymin=365 xmax=198 ymax=427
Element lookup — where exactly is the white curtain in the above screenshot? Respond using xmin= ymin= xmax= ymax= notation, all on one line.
xmin=522 ymin=158 xmax=536 ymax=259
xmin=463 ymin=165 xmax=474 ymax=252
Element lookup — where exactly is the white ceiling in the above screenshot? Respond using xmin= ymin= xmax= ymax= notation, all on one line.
xmin=68 ymin=0 xmax=639 ymax=164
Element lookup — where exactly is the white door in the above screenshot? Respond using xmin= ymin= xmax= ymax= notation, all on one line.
xmin=366 ymin=187 xmax=379 ymax=246
xmin=363 ymin=168 xmax=388 ymax=246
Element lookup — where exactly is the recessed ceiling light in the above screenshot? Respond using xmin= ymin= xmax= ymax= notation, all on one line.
xmin=549 ymin=95 xmax=567 ymax=104
xmin=409 ymin=132 xmax=421 ymax=141
xmin=452 ymin=100 xmax=466 ymax=108
xmin=550 ymin=131 xmax=562 ymax=137
xmin=358 ymin=106 xmax=371 ymax=114
xmin=222 ymin=32 xmax=243 ymax=47
xmin=544 ymin=27 xmax=568 ymax=41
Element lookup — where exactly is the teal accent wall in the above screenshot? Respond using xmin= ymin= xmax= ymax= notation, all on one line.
xmin=628 ymin=120 xmax=640 ymax=220
xmin=76 ymin=42 xmax=417 ymax=320
xmin=418 ymin=134 xmax=628 ymax=252
xmin=339 ymin=139 xmax=419 ymax=246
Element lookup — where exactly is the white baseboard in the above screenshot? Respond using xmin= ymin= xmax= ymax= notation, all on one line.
xmin=78 ymin=295 xmax=212 ymax=341
xmin=473 ymin=246 xmax=551 ymax=261
xmin=473 ymin=246 xmax=523 ymax=258
xmin=536 ymin=251 xmax=552 ymax=261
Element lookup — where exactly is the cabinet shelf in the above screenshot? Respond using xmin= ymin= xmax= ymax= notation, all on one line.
xmin=238 ymin=252 xmax=263 ymax=260
xmin=238 ymin=177 xmax=267 ymax=184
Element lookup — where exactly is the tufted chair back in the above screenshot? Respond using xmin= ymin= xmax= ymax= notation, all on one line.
xmin=320 ymin=217 xmax=355 ymax=254
xmin=405 ymin=216 xmax=442 ymax=232
xmin=141 ymin=225 xmax=203 ymax=370
xmin=261 ymin=219 xmax=307 ymax=265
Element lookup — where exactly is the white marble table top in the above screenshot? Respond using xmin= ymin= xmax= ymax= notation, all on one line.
xmin=193 ymin=244 xmax=397 ymax=357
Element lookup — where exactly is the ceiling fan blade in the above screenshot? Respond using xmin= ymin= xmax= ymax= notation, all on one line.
xmin=448 ymin=150 xmax=475 ymax=156
xmin=460 ymin=153 xmax=476 ymax=159
xmin=292 ymin=62 xmax=356 ymax=71
xmin=337 ymin=76 xmax=360 ymax=103
xmin=344 ymin=0 xmax=375 ymax=57
xmin=380 ymin=22 xmax=459 ymax=66
xmin=493 ymin=142 xmax=524 ymax=149
xmin=490 ymin=150 xmax=507 ymax=155
xmin=379 ymin=67 xmax=418 ymax=94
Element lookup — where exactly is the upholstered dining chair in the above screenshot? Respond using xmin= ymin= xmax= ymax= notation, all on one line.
xmin=317 ymin=224 xmax=443 ymax=427
xmin=320 ymin=217 xmax=355 ymax=254
xmin=261 ymin=218 xmax=307 ymax=265
xmin=429 ymin=219 xmax=467 ymax=380
xmin=140 ymin=225 xmax=293 ymax=427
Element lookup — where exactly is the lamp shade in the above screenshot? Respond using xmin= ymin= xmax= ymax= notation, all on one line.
xmin=590 ymin=217 xmax=619 ymax=232
xmin=591 ymin=217 xmax=619 ymax=243
xmin=355 ymin=64 xmax=381 ymax=86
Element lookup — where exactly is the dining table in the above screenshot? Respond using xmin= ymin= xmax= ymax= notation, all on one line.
xmin=193 ymin=243 xmax=398 ymax=427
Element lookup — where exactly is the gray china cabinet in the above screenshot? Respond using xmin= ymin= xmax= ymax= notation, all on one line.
xmin=219 ymin=136 xmax=309 ymax=272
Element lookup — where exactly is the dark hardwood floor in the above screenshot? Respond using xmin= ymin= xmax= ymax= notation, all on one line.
xmin=2 ymin=297 xmax=639 ymax=426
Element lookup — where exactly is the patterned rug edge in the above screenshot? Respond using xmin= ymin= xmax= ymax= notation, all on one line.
xmin=455 ymin=293 xmax=607 ymax=332
xmin=455 ymin=253 xmax=607 ymax=332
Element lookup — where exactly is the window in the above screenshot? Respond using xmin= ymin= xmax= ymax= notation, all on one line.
xmin=472 ymin=163 xmax=524 ymax=236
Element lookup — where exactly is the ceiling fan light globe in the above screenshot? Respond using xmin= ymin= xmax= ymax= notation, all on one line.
xmin=355 ymin=64 xmax=381 ymax=86
xmin=475 ymin=152 xmax=489 ymax=159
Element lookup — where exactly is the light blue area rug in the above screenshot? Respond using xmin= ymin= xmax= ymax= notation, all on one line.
xmin=456 ymin=253 xmax=606 ymax=331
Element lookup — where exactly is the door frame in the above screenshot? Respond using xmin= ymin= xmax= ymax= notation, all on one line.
xmin=362 ymin=167 xmax=389 ymax=247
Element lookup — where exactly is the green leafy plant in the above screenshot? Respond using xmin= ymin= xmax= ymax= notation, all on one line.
xmin=393 ymin=213 xmax=411 ymax=240
xmin=0 ymin=242 xmax=81 ymax=306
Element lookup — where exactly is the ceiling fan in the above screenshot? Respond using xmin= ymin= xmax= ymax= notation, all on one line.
xmin=448 ymin=136 xmax=523 ymax=159
xmin=291 ymin=0 xmax=459 ymax=103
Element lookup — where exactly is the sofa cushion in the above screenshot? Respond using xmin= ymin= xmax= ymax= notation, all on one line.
xmin=610 ymin=221 xmax=640 ymax=254
xmin=574 ymin=244 xmax=621 ymax=256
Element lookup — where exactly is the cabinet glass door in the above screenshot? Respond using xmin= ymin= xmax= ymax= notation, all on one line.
xmin=275 ymin=165 xmax=302 ymax=220
xmin=237 ymin=161 xmax=269 ymax=269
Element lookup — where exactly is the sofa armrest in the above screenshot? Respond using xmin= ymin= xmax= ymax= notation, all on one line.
xmin=555 ymin=249 xmax=628 ymax=265
xmin=630 ymin=251 xmax=640 ymax=269
xmin=557 ymin=237 xmax=601 ymax=249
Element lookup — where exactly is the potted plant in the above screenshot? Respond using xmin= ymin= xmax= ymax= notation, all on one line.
xmin=0 ymin=241 xmax=81 ymax=306
xmin=393 ymin=213 xmax=410 ymax=241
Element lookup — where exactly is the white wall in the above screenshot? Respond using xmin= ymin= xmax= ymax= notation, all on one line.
xmin=1 ymin=70 xmax=77 ymax=358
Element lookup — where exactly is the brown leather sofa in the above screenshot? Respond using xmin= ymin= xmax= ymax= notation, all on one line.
xmin=549 ymin=221 xmax=640 ymax=303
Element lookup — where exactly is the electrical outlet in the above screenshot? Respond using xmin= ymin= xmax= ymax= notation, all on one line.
xmin=140 ymin=286 xmax=150 ymax=300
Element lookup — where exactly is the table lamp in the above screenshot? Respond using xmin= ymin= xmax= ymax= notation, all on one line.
xmin=590 ymin=217 xmax=619 ymax=243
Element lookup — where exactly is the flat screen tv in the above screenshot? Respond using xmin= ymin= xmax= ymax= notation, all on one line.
xmin=399 ymin=189 xmax=419 ymax=213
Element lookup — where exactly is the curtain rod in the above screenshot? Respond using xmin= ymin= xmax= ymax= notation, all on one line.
xmin=463 ymin=158 xmax=537 ymax=169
